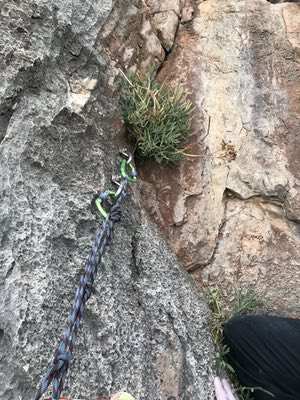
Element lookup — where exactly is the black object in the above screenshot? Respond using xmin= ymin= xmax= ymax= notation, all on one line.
xmin=224 ymin=314 xmax=300 ymax=400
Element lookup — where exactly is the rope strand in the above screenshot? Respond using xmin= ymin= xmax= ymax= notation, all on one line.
xmin=34 ymin=180 xmax=128 ymax=400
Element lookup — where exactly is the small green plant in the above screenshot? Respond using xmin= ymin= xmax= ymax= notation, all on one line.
xmin=207 ymin=287 xmax=263 ymax=400
xmin=119 ymin=70 xmax=193 ymax=164
xmin=232 ymin=288 xmax=260 ymax=316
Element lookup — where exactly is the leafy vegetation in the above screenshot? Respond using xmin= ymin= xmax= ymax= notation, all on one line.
xmin=207 ymin=287 xmax=263 ymax=400
xmin=119 ymin=71 xmax=193 ymax=164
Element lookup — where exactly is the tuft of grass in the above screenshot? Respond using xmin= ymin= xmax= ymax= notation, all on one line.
xmin=119 ymin=70 xmax=193 ymax=164
xmin=207 ymin=287 xmax=263 ymax=400
xmin=231 ymin=288 xmax=260 ymax=316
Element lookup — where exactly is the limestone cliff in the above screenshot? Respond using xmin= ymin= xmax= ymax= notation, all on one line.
xmin=0 ymin=1 xmax=213 ymax=399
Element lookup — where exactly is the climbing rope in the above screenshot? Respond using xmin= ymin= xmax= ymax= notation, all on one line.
xmin=34 ymin=152 xmax=137 ymax=400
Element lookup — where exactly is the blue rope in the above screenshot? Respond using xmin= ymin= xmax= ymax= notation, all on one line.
xmin=34 ymin=179 xmax=128 ymax=400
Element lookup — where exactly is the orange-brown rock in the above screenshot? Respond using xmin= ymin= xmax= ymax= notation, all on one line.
xmin=139 ymin=0 xmax=300 ymax=316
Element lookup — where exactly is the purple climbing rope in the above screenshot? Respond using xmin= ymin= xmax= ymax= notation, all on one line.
xmin=34 ymin=155 xmax=136 ymax=400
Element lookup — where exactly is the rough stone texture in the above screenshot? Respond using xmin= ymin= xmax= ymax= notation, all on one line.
xmin=151 ymin=10 xmax=179 ymax=52
xmin=145 ymin=0 xmax=182 ymax=15
xmin=181 ymin=1 xmax=194 ymax=24
xmin=0 ymin=1 xmax=214 ymax=400
xmin=139 ymin=0 xmax=300 ymax=317
xmin=98 ymin=0 xmax=193 ymax=74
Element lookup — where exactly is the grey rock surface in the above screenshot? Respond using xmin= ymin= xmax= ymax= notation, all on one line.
xmin=0 ymin=1 xmax=214 ymax=400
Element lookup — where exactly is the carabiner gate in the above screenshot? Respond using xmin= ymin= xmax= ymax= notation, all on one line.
xmin=95 ymin=190 xmax=116 ymax=219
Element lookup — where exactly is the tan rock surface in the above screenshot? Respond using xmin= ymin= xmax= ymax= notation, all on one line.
xmin=151 ymin=10 xmax=179 ymax=51
xmin=99 ymin=0 xmax=193 ymax=74
xmin=139 ymin=0 xmax=300 ymax=316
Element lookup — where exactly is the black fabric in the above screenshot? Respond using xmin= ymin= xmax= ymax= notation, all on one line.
xmin=223 ymin=315 xmax=300 ymax=400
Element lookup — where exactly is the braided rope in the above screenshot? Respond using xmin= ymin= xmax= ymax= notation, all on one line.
xmin=34 ymin=179 xmax=128 ymax=400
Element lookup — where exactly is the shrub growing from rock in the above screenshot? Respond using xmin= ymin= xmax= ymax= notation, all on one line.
xmin=120 ymin=71 xmax=193 ymax=164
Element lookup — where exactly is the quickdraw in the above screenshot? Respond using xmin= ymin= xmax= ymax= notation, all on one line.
xmin=120 ymin=158 xmax=136 ymax=183
xmin=34 ymin=151 xmax=137 ymax=400
xmin=96 ymin=152 xmax=137 ymax=219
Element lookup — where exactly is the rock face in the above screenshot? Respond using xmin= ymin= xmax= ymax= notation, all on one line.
xmin=99 ymin=0 xmax=194 ymax=74
xmin=0 ymin=1 xmax=214 ymax=400
xmin=139 ymin=0 xmax=300 ymax=317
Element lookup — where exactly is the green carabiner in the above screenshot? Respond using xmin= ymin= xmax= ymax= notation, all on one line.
xmin=95 ymin=190 xmax=116 ymax=219
xmin=120 ymin=159 xmax=137 ymax=183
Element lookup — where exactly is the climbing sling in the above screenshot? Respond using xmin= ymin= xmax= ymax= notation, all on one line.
xmin=34 ymin=153 xmax=137 ymax=400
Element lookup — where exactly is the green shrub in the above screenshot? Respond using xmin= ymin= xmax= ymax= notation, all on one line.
xmin=119 ymin=71 xmax=193 ymax=164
